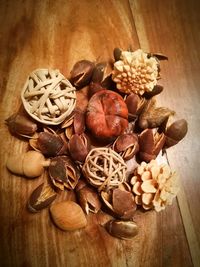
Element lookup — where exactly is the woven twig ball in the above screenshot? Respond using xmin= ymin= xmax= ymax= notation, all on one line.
xmin=21 ymin=69 xmax=76 ymax=125
xmin=82 ymin=147 xmax=127 ymax=191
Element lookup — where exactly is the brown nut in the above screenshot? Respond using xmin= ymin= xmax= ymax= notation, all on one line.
xmin=139 ymin=98 xmax=174 ymax=129
xmin=143 ymin=85 xmax=164 ymax=99
xmin=76 ymin=180 xmax=101 ymax=214
xmin=50 ymin=201 xmax=87 ymax=231
xmin=30 ymin=131 xmax=68 ymax=157
xmin=49 ymin=156 xmax=81 ymax=190
xmin=139 ymin=129 xmax=166 ymax=162
xmin=125 ymin=93 xmax=146 ymax=119
xmin=68 ymin=133 xmax=90 ymax=163
xmin=113 ymin=47 xmax=122 ymax=61
xmin=113 ymin=133 xmax=139 ymax=160
xmin=5 ymin=112 xmax=37 ymax=137
xmin=165 ymin=119 xmax=188 ymax=148
xmin=101 ymin=187 xmax=136 ymax=220
xmin=28 ymin=183 xmax=57 ymax=212
xmin=70 ymin=60 xmax=95 ymax=88
xmin=73 ymin=108 xmax=86 ymax=135
xmin=105 ymin=220 xmax=138 ymax=240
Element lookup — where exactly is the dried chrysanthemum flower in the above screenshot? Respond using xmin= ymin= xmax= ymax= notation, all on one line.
xmin=112 ymin=49 xmax=159 ymax=95
xmin=130 ymin=160 xmax=179 ymax=212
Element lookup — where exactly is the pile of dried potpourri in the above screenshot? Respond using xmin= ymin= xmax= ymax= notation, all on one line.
xmin=5 ymin=48 xmax=188 ymax=240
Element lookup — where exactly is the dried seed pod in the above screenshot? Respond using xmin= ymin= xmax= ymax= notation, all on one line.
xmin=76 ymin=180 xmax=101 ymax=214
xmin=50 ymin=201 xmax=87 ymax=231
xmin=101 ymin=187 xmax=136 ymax=220
xmin=113 ymin=47 xmax=122 ymax=61
xmin=92 ymin=62 xmax=107 ymax=83
xmin=147 ymin=52 xmax=168 ymax=61
xmin=165 ymin=119 xmax=188 ymax=148
xmin=143 ymin=85 xmax=164 ymax=99
xmin=28 ymin=183 xmax=57 ymax=212
xmin=138 ymin=98 xmax=175 ymax=129
xmin=125 ymin=93 xmax=147 ymax=119
xmin=89 ymin=82 xmax=106 ymax=98
xmin=68 ymin=133 xmax=90 ymax=163
xmin=73 ymin=108 xmax=86 ymax=135
xmin=70 ymin=60 xmax=95 ymax=88
xmin=30 ymin=131 xmax=68 ymax=157
xmin=113 ymin=133 xmax=139 ymax=160
xmin=6 ymin=151 xmax=50 ymax=178
xmin=5 ymin=113 xmax=37 ymax=137
xmin=139 ymin=129 xmax=166 ymax=162
xmin=105 ymin=220 xmax=138 ymax=240
xmin=48 ymin=156 xmax=81 ymax=190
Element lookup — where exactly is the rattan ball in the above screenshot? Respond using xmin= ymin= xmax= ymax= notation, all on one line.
xmin=21 ymin=69 xmax=76 ymax=125
xmin=82 ymin=147 xmax=127 ymax=191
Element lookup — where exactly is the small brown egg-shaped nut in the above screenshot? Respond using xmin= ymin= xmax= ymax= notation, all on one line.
xmin=50 ymin=201 xmax=87 ymax=231
xmin=165 ymin=119 xmax=188 ymax=147
xmin=105 ymin=220 xmax=138 ymax=240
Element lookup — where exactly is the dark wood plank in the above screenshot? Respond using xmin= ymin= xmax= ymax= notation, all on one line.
xmin=130 ymin=0 xmax=200 ymax=266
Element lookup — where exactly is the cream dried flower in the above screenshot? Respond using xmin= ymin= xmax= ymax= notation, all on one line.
xmin=112 ymin=49 xmax=159 ymax=95
xmin=130 ymin=160 xmax=179 ymax=212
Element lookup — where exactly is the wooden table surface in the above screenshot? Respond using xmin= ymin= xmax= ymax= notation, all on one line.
xmin=0 ymin=1 xmax=200 ymax=266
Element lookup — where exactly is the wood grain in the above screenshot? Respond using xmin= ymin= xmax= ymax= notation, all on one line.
xmin=0 ymin=0 xmax=199 ymax=266
xmin=130 ymin=1 xmax=200 ymax=266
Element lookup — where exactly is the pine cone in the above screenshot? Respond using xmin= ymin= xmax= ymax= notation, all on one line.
xmin=130 ymin=160 xmax=179 ymax=212
xmin=112 ymin=49 xmax=159 ymax=95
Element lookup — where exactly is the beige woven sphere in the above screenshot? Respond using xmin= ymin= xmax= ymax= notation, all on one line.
xmin=21 ymin=69 xmax=76 ymax=125
xmin=82 ymin=147 xmax=127 ymax=191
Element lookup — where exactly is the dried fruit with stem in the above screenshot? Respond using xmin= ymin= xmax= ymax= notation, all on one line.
xmin=6 ymin=151 xmax=50 ymax=178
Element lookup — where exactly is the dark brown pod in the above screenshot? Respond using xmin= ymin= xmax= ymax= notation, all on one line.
xmin=76 ymin=180 xmax=101 ymax=214
xmin=27 ymin=183 xmax=57 ymax=212
xmin=89 ymin=82 xmax=106 ymax=98
xmin=92 ymin=62 xmax=107 ymax=83
xmin=37 ymin=132 xmax=68 ymax=157
xmin=147 ymin=52 xmax=168 ymax=61
xmin=70 ymin=60 xmax=95 ymax=88
xmin=49 ymin=156 xmax=81 ymax=190
xmin=68 ymin=133 xmax=90 ymax=163
xmin=165 ymin=119 xmax=188 ymax=147
xmin=73 ymin=109 xmax=86 ymax=135
xmin=113 ymin=133 xmax=139 ymax=160
xmin=125 ymin=93 xmax=146 ymax=120
xmin=139 ymin=98 xmax=174 ymax=129
xmin=143 ymin=85 xmax=164 ymax=99
xmin=5 ymin=113 xmax=37 ymax=136
xmin=113 ymin=47 xmax=122 ymax=61
xmin=139 ymin=129 xmax=166 ymax=162
xmin=105 ymin=220 xmax=138 ymax=240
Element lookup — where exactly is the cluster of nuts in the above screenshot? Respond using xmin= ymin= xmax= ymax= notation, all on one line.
xmin=5 ymin=47 xmax=188 ymax=240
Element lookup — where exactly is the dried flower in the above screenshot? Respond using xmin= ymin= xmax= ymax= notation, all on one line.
xmin=130 ymin=160 xmax=179 ymax=212
xmin=112 ymin=49 xmax=159 ymax=95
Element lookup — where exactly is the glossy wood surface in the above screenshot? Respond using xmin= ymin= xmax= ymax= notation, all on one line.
xmin=0 ymin=1 xmax=199 ymax=266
